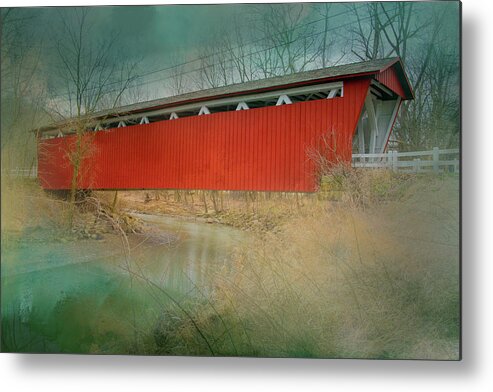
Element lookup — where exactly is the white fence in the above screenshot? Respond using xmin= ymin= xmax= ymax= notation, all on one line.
xmin=2 ymin=148 xmax=460 ymax=180
xmin=1 ymin=166 xmax=38 ymax=179
xmin=352 ymin=147 xmax=460 ymax=173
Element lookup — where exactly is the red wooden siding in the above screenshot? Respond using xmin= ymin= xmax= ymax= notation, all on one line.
xmin=38 ymin=78 xmax=370 ymax=192
xmin=376 ymin=66 xmax=406 ymax=99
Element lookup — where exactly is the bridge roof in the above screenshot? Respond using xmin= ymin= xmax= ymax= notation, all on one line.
xmin=35 ymin=57 xmax=413 ymax=133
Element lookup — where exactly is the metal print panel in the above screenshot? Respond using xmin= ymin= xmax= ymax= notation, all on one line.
xmin=1 ymin=1 xmax=461 ymax=359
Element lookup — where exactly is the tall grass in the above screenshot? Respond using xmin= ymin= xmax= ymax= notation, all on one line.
xmin=148 ymin=170 xmax=459 ymax=359
xmin=1 ymin=170 xmax=460 ymax=358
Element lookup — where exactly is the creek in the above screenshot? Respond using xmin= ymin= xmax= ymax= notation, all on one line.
xmin=1 ymin=213 xmax=246 ymax=353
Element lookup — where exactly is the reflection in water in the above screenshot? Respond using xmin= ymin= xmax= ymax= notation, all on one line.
xmin=130 ymin=213 xmax=245 ymax=295
xmin=1 ymin=214 xmax=246 ymax=353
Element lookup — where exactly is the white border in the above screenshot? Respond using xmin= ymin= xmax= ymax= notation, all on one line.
xmin=2 ymin=1 xmax=492 ymax=392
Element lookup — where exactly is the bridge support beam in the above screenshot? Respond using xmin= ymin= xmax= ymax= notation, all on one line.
xmin=198 ymin=106 xmax=210 ymax=115
xmin=236 ymin=102 xmax=249 ymax=111
xmin=365 ymin=93 xmax=379 ymax=155
xmin=357 ymin=93 xmax=400 ymax=158
xmin=276 ymin=95 xmax=292 ymax=106
xmin=357 ymin=117 xmax=365 ymax=155
xmin=378 ymin=97 xmax=401 ymax=153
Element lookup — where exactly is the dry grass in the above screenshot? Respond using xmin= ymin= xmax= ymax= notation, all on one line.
xmin=1 ymin=177 xmax=71 ymax=235
xmin=154 ymin=170 xmax=460 ymax=359
xmin=1 ymin=170 xmax=460 ymax=358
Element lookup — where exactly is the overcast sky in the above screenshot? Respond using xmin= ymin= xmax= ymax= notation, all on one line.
xmin=3 ymin=2 xmax=460 ymax=110
xmin=20 ymin=4 xmax=274 ymax=69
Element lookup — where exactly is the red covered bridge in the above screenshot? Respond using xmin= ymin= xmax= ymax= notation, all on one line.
xmin=36 ymin=57 xmax=413 ymax=192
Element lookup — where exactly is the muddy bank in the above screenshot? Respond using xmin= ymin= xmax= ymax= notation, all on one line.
xmin=2 ymin=207 xmax=247 ymax=353
xmin=2 ymin=207 xmax=178 ymax=247
xmin=115 ymin=190 xmax=301 ymax=234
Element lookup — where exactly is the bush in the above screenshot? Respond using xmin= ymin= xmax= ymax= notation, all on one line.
xmin=153 ymin=174 xmax=459 ymax=359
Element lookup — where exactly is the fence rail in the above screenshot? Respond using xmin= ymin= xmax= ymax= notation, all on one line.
xmin=1 ymin=166 xmax=38 ymax=179
xmin=2 ymin=148 xmax=460 ymax=180
xmin=352 ymin=147 xmax=460 ymax=173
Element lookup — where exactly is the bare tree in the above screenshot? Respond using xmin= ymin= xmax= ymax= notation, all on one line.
xmin=349 ymin=2 xmax=428 ymax=63
xmin=192 ymin=34 xmax=235 ymax=90
xmin=48 ymin=8 xmax=139 ymax=223
xmin=226 ymin=22 xmax=257 ymax=83
xmin=165 ymin=54 xmax=189 ymax=96
xmin=1 ymin=8 xmax=46 ymax=173
xmin=252 ymin=4 xmax=319 ymax=77
xmin=349 ymin=3 xmax=384 ymax=61
xmin=347 ymin=3 xmax=459 ymax=150
xmin=315 ymin=3 xmax=338 ymax=68
xmin=389 ymin=8 xmax=458 ymax=150
xmin=395 ymin=43 xmax=459 ymax=150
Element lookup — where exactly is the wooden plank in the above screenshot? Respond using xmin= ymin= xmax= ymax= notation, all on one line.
xmin=379 ymin=97 xmax=401 ymax=153
xmin=397 ymin=149 xmax=459 ymax=157
xmin=352 ymin=149 xmax=460 ymax=159
xmin=365 ymin=93 xmax=378 ymax=154
xmin=38 ymin=81 xmax=367 ymax=192
xmin=352 ymin=152 xmax=388 ymax=159
xmin=353 ymin=159 xmax=460 ymax=169
xmin=438 ymin=149 xmax=461 ymax=154
xmin=352 ymin=162 xmax=390 ymax=168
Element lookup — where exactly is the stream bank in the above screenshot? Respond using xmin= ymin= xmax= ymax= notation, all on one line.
xmin=2 ymin=207 xmax=247 ymax=353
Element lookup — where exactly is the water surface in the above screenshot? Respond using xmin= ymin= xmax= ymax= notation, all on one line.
xmin=1 ymin=214 xmax=246 ymax=353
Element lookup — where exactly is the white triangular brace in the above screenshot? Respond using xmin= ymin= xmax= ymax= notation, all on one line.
xmin=276 ymin=94 xmax=292 ymax=106
xmin=140 ymin=116 xmax=149 ymax=125
xmin=57 ymin=131 xmax=63 ymax=138
xmin=327 ymin=89 xmax=338 ymax=99
xmin=117 ymin=121 xmax=126 ymax=128
xmin=198 ymin=106 xmax=210 ymax=115
xmin=236 ymin=102 xmax=249 ymax=111
xmin=169 ymin=112 xmax=179 ymax=120
xmin=94 ymin=123 xmax=103 ymax=131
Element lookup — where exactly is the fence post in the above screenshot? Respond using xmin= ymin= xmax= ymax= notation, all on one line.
xmin=392 ymin=150 xmax=398 ymax=172
xmin=414 ymin=158 xmax=421 ymax=173
xmin=454 ymin=159 xmax=459 ymax=173
xmin=433 ymin=147 xmax=439 ymax=173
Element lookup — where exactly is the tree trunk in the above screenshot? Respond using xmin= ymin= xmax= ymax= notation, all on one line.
xmin=112 ymin=190 xmax=118 ymax=212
